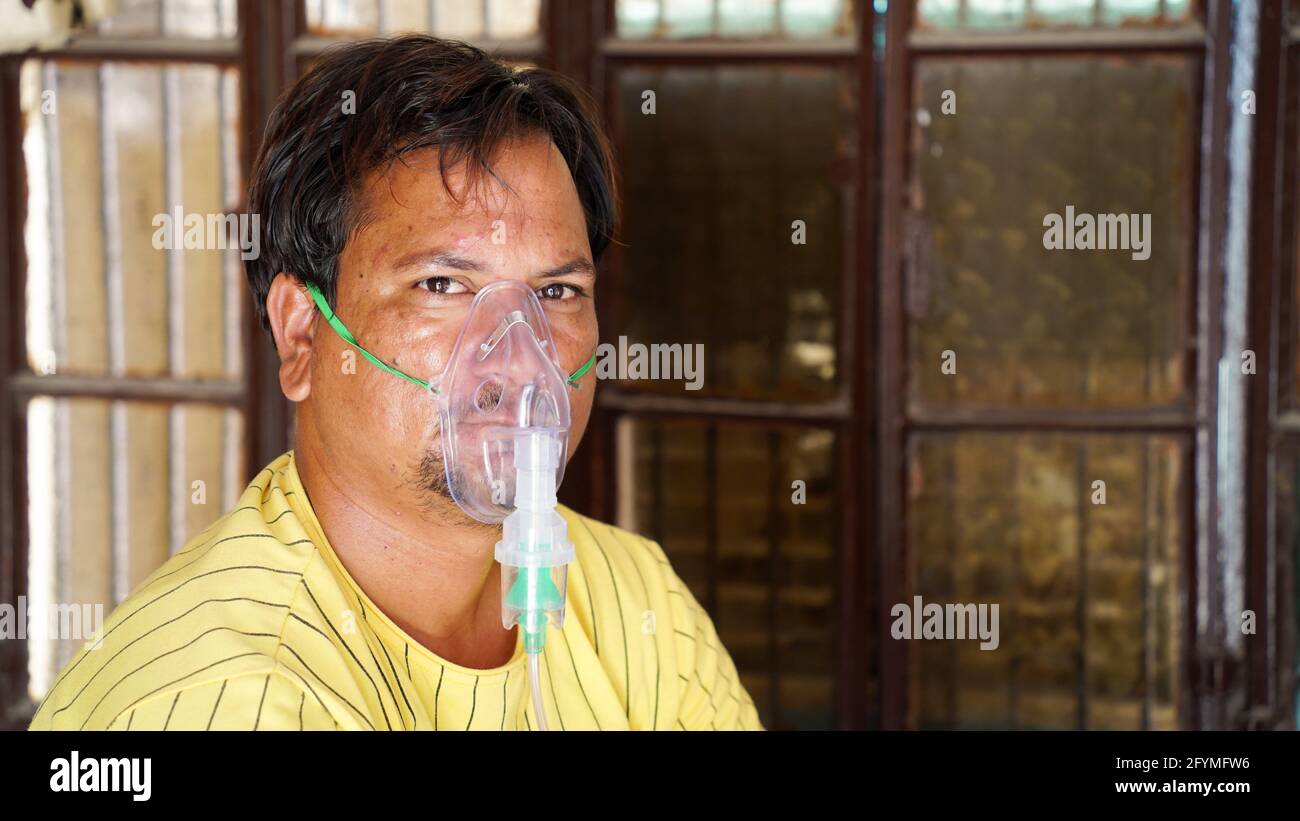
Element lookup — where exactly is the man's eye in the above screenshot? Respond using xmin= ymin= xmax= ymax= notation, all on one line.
xmin=417 ymin=276 xmax=468 ymax=295
xmin=537 ymin=283 xmax=582 ymax=301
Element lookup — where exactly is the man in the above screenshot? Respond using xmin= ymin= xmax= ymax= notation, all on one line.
xmin=31 ymin=35 xmax=761 ymax=731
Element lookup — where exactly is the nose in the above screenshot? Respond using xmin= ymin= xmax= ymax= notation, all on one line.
xmin=477 ymin=310 xmax=531 ymax=362
xmin=492 ymin=323 xmax=565 ymax=427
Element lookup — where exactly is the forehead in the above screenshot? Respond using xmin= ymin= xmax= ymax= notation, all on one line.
xmin=353 ymin=135 xmax=588 ymax=245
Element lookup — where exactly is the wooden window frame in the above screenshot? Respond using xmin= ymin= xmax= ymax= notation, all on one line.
xmin=880 ymin=0 xmax=1295 ymax=730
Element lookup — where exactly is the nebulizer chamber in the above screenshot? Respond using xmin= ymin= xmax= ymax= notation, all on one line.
xmin=494 ymin=430 xmax=573 ymax=654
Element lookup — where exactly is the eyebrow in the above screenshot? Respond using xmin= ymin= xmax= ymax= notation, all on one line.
xmin=392 ymin=250 xmax=595 ymax=279
xmin=538 ymin=258 xmax=596 ymax=279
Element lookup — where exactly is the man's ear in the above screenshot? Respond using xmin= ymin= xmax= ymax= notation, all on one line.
xmin=266 ymin=273 xmax=316 ymax=403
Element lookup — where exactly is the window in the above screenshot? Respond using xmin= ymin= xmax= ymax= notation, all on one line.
xmin=879 ymin=0 xmax=1207 ymax=729
xmin=914 ymin=0 xmax=1194 ymax=30
xmin=591 ymin=0 xmax=867 ymax=730
xmin=9 ymin=1 xmax=248 ymax=713
xmin=615 ymin=0 xmax=853 ymax=39
xmin=304 ymin=0 xmax=542 ymax=41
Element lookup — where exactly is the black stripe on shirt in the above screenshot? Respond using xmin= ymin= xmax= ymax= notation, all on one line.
xmin=163 ymin=691 xmax=181 ymax=730
xmin=433 ymin=667 xmax=444 ymax=731
xmin=42 ymin=565 xmax=303 ymax=712
xmin=501 ymin=672 xmax=508 ymax=731
xmin=541 ymin=648 xmax=565 ymax=731
xmin=559 ymin=628 xmax=600 ymax=729
xmin=254 ymin=674 xmax=271 ymax=730
xmin=574 ymin=518 xmax=628 ymax=713
xmin=110 ymin=652 xmax=265 ymax=728
xmin=207 ymin=679 xmax=227 ymax=730
xmin=277 ymin=643 xmax=376 ymax=730
xmin=369 ymin=617 xmax=417 ymax=730
xmin=80 ymin=629 xmax=278 ymax=729
xmin=607 ymin=525 xmax=661 ymax=727
xmin=48 ymin=596 xmax=291 ymax=724
xmin=293 ymin=585 xmax=395 ymax=730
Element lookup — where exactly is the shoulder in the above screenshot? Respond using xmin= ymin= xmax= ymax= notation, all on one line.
xmin=561 ymin=507 xmax=680 ymax=604
xmin=68 ymin=669 xmax=337 ymax=731
xmin=558 ymin=508 xmax=764 ymax=730
xmin=30 ymin=457 xmax=328 ymax=730
xmin=558 ymin=507 xmax=709 ymax=644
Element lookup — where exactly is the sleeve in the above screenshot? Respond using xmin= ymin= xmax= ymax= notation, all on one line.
xmin=663 ymin=564 xmax=765 ymax=731
xmin=102 ymin=672 xmax=339 ymax=731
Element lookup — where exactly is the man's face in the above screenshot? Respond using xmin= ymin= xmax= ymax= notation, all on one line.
xmin=306 ymin=134 xmax=598 ymax=523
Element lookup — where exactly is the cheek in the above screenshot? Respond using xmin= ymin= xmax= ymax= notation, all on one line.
xmin=553 ymin=307 xmax=599 ymax=364
xmin=314 ymin=333 xmax=447 ymax=444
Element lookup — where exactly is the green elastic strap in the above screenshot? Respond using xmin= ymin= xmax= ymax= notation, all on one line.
xmin=303 ymin=280 xmax=597 ymax=391
xmin=567 ymin=351 xmax=596 ymax=386
xmin=304 ymin=280 xmax=434 ymax=392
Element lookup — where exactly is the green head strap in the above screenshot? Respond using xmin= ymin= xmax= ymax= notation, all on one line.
xmin=302 ymin=280 xmax=596 ymax=394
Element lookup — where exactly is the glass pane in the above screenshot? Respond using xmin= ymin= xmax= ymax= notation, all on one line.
xmin=718 ymin=0 xmax=778 ymax=38
xmin=305 ymin=0 xmax=541 ymax=39
xmin=619 ymin=417 xmax=839 ymax=730
xmin=23 ymin=62 xmax=107 ymax=377
xmin=909 ymin=432 xmax=1183 ymax=730
xmin=485 ymin=0 xmax=543 ymax=39
xmin=916 ymin=0 xmax=1195 ymax=29
xmin=660 ymin=0 xmax=715 ymax=38
xmin=615 ymin=66 xmax=852 ymax=402
xmin=432 ymin=0 xmax=487 ymax=38
xmin=916 ymin=0 xmax=962 ymax=29
xmin=176 ymin=66 xmax=244 ymax=379
xmin=616 ymin=0 xmax=851 ymax=38
xmin=306 ymin=0 xmax=380 ymax=33
xmin=1031 ymin=0 xmax=1099 ymax=27
xmin=25 ymin=397 xmax=245 ymax=702
xmin=109 ymin=64 xmax=169 ymax=378
xmin=616 ymin=0 xmax=661 ymax=38
xmin=380 ymin=0 xmax=431 ymax=33
xmin=781 ymin=0 xmax=848 ymax=37
xmin=908 ymin=57 xmax=1195 ymax=411
xmin=20 ymin=60 xmax=244 ymax=380
xmin=92 ymin=0 xmax=237 ymax=38
xmin=966 ymin=0 xmax=1026 ymax=28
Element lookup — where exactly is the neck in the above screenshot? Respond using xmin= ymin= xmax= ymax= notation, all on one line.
xmin=292 ymin=414 xmax=516 ymax=669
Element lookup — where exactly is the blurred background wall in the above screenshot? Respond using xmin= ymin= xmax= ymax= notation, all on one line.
xmin=0 ymin=0 xmax=1297 ymax=731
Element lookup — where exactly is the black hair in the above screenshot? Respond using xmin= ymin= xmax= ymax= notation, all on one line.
xmin=244 ymin=34 xmax=618 ymax=333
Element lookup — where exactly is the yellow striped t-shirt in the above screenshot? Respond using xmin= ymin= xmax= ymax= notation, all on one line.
xmin=29 ymin=451 xmax=763 ymax=730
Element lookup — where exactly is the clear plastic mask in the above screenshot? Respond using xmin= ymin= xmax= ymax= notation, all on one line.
xmin=432 ymin=280 xmax=572 ymax=524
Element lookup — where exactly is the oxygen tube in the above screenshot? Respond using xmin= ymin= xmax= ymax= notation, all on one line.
xmin=304 ymin=280 xmax=591 ymax=731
